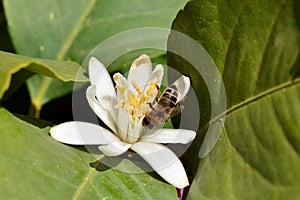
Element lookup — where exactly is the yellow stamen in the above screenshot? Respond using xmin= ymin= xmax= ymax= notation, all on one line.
xmin=114 ymin=101 xmax=124 ymax=109
xmin=114 ymin=80 xmax=159 ymax=122
xmin=146 ymin=81 xmax=158 ymax=96
xmin=132 ymin=81 xmax=142 ymax=94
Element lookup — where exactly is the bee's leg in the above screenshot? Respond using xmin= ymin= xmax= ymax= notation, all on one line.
xmin=170 ymin=105 xmax=184 ymax=117
xmin=146 ymin=102 xmax=154 ymax=110
xmin=155 ymin=84 xmax=160 ymax=102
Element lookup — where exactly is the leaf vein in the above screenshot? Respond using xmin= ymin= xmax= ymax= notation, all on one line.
xmin=207 ymin=77 xmax=300 ymax=127
xmin=90 ymin=182 xmax=102 ymax=198
xmin=222 ymin=128 xmax=238 ymax=199
xmin=56 ymin=0 xmax=97 ymax=61
xmin=254 ymin=0 xmax=285 ymax=92
xmin=125 ymin=171 xmax=152 ymax=200
xmin=221 ymin=2 xmax=246 ymax=73
xmin=72 ymin=168 xmax=96 ymax=200
xmin=223 ymin=128 xmax=286 ymax=189
xmin=270 ymin=95 xmax=300 ymax=158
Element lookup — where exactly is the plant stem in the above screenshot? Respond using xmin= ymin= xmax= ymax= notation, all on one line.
xmin=28 ymin=102 xmax=42 ymax=118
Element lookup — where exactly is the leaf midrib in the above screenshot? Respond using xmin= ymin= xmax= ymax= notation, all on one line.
xmin=72 ymin=167 xmax=96 ymax=200
xmin=31 ymin=1 xmax=98 ymax=197
xmin=206 ymin=77 xmax=300 ymax=130
xmin=31 ymin=0 xmax=96 ymax=112
xmin=56 ymin=0 xmax=96 ymax=61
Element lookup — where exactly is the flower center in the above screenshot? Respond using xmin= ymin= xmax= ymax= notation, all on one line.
xmin=115 ymin=80 xmax=158 ymax=123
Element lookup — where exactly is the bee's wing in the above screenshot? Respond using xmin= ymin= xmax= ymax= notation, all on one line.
xmin=170 ymin=105 xmax=184 ymax=117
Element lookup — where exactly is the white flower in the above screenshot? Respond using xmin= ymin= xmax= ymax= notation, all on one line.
xmin=50 ymin=54 xmax=196 ymax=189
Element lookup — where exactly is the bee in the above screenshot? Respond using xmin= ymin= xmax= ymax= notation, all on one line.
xmin=142 ymin=84 xmax=186 ymax=129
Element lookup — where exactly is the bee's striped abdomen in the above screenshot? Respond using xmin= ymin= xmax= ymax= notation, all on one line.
xmin=142 ymin=85 xmax=180 ymax=129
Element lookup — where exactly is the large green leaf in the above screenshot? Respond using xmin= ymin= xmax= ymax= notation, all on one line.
xmin=188 ymin=82 xmax=300 ymax=200
xmin=3 ymin=0 xmax=187 ymax=111
xmin=0 ymin=107 xmax=177 ymax=199
xmin=0 ymin=50 xmax=87 ymax=100
xmin=168 ymin=0 xmax=300 ymax=199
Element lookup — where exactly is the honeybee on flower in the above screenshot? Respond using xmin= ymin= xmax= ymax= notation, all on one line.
xmin=50 ymin=54 xmax=196 ymax=188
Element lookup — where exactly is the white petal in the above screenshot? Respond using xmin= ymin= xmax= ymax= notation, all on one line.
xmin=145 ymin=64 xmax=164 ymax=103
xmin=127 ymin=119 xmax=147 ymax=144
xmin=117 ymin=112 xmax=147 ymax=144
xmin=89 ymin=57 xmax=106 ymax=86
xmin=131 ymin=142 xmax=189 ymax=188
xmin=140 ymin=128 xmax=196 ymax=144
xmin=50 ymin=121 xmax=120 ymax=145
xmin=116 ymin=108 xmax=130 ymax=141
xmin=88 ymin=57 xmax=118 ymax=109
xmin=172 ymin=75 xmax=191 ymax=102
xmin=98 ymin=141 xmax=131 ymax=156
xmin=116 ymin=108 xmax=143 ymax=144
xmin=127 ymin=54 xmax=152 ymax=92
xmin=150 ymin=64 xmax=164 ymax=86
xmin=86 ymin=86 xmax=117 ymax=133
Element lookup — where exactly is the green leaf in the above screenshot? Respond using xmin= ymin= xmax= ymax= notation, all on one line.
xmin=0 ymin=50 xmax=87 ymax=100
xmin=3 ymin=0 xmax=187 ymax=110
xmin=26 ymin=76 xmax=75 ymax=115
xmin=0 ymin=107 xmax=177 ymax=199
xmin=188 ymin=83 xmax=300 ymax=200
xmin=168 ymin=0 xmax=300 ymax=199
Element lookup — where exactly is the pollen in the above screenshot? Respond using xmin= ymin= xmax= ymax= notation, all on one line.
xmin=146 ymin=82 xmax=158 ymax=96
xmin=114 ymin=79 xmax=159 ymax=122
